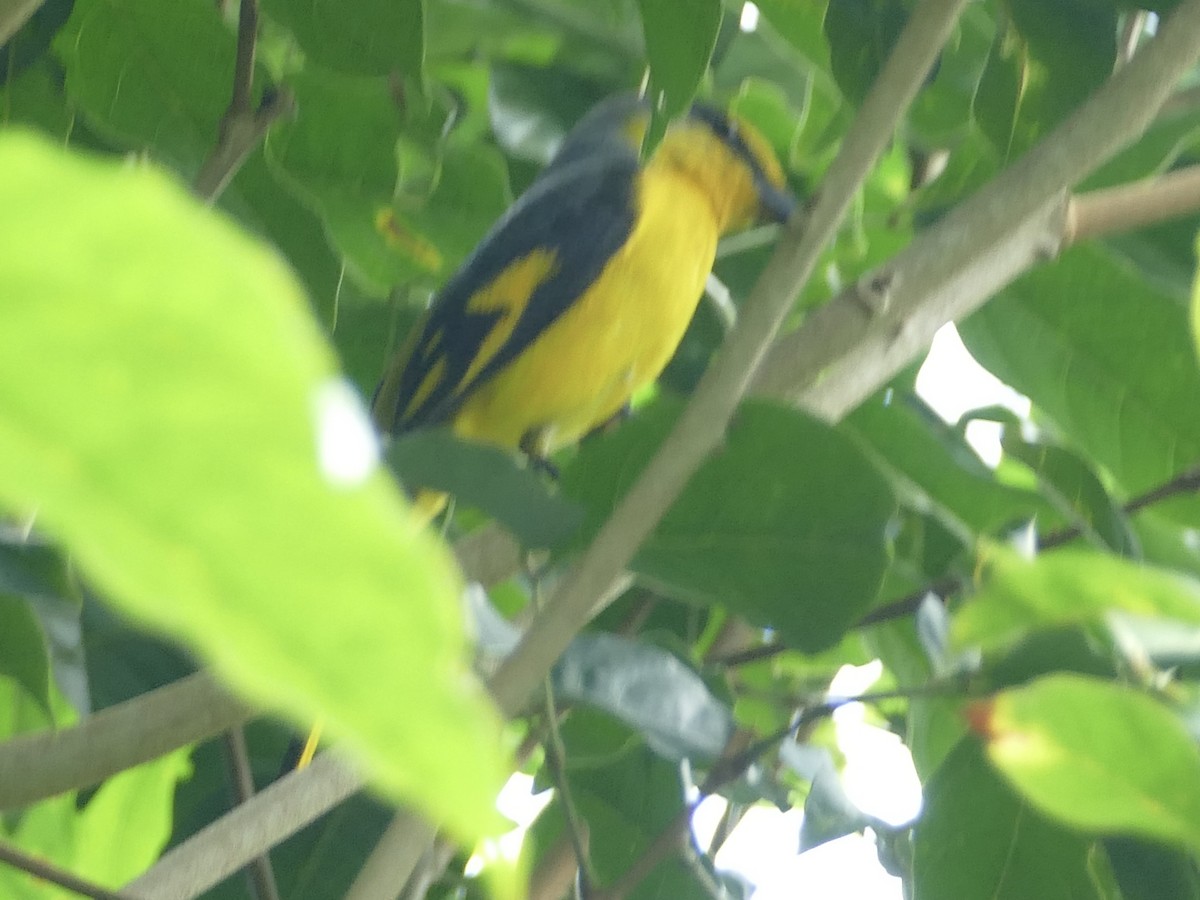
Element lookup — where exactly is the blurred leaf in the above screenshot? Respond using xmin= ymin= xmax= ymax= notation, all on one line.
xmin=388 ymin=430 xmax=583 ymax=548
xmin=261 ymin=0 xmax=424 ymax=81
xmin=54 ymin=0 xmax=235 ymax=172
xmin=974 ymin=674 xmax=1200 ymax=852
xmin=975 ymin=0 xmax=1116 ymax=159
xmin=554 ymin=632 xmax=733 ymax=760
xmin=959 ymin=243 xmax=1200 ymax=496
xmin=524 ymin=744 xmax=709 ymax=900
xmin=488 ymin=63 xmax=610 ymax=165
xmin=72 ymin=748 xmax=193 ymax=889
xmin=844 ymin=391 xmax=1050 ymax=541
xmin=913 ymin=737 xmax=1118 ymax=900
xmin=1105 ymin=835 xmax=1200 ymax=900
xmin=954 ymin=546 xmax=1200 ymax=652
xmin=0 ymin=133 xmax=504 ymax=842
xmin=752 ymin=0 xmax=831 ymax=68
xmin=0 ymin=594 xmax=50 ymax=714
xmin=780 ymin=743 xmax=868 ymax=852
xmin=636 ymin=0 xmax=721 ymax=135
xmin=823 ymin=0 xmax=907 ymax=106
xmin=1000 ymin=432 xmax=1139 ymax=556
xmin=0 ymin=750 xmax=191 ymax=897
xmin=564 ymin=399 xmax=896 ymax=652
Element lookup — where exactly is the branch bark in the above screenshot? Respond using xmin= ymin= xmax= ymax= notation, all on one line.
xmin=0 ymin=672 xmax=251 ymax=811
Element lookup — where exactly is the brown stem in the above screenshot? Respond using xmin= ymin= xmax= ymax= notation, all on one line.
xmin=0 ymin=839 xmax=131 ymax=900
xmin=220 ymin=729 xmax=281 ymax=900
xmin=193 ymin=0 xmax=294 ymax=202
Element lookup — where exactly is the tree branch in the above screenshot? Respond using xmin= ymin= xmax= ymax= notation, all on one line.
xmin=124 ymin=753 xmax=361 ymax=899
xmin=0 ymin=839 xmax=131 ymax=900
xmin=1065 ymin=164 xmax=1200 ymax=245
xmin=0 ymin=672 xmax=251 ymax=810
xmin=754 ymin=0 xmax=1200 ymax=421
xmin=193 ymin=0 xmax=294 ymax=203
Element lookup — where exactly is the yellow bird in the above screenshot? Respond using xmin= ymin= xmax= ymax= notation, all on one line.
xmin=373 ymin=92 xmax=794 ymax=488
xmin=295 ymin=95 xmax=793 ymax=769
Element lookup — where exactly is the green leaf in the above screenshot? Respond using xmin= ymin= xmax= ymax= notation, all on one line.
xmin=913 ymin=737 xmax=1118 ymax=900
xmin=0 ymin=132 xmax=504 ymax=842
xmin=387 ymin=430 xmax=583 ymax=549
xmin=564 ymin=399 xmax=896 ymax=652
xmin=489 ymin=63 xmax=611 ymax=166
xmin=974 ymin=0 xmax=1116 ymax=159
xmin=54 ymin=0 xmax=235 ymax=172
xmin=72 ymin=749 xmax=193 ymax=889
xmin=844 ymin=391 xmax=1051 ymax=541
xmin=1106 ymin=835 xmax=1200 ymax=900
xmin=1000 ymin=432 xmax=1139 ymax=556
xmin=0 ymin=595 xmax=50 ymax=714
xmin=823 ymin=0 xmax=908 ymax=106
xmin=977 ymin=674 xmax=1200 ymax=852
xmin=954 ymin=546 xmax=1200 ymax=651
xmin=636 ymin=0 xmax=721 ymax=136
xmin=524 ymin=744 xmax=710 ymax=900
xmin=553 ymin=632 xmax=732 ymax=760
xmin=959 ymin=243 xmax=1200 ymax=496
xmin=260 ymin=0 xmax=424 ymax=81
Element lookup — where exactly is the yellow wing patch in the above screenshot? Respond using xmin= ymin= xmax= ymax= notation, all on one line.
xmin=459 ymin=248 xmax=559 ymax=388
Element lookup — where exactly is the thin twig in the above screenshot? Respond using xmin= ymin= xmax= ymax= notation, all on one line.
xmin=0 ymin=839 xmax=130 ymax=900
xmin=1066 ymin=164 xmax=1200 ymax=245
xmin=220 ymin=729 xmax=281 ymax=900
xmin=541 ymin=680 xmax=594 ymax=892
xmin=193 ymin=0 xmax=294 ymax=202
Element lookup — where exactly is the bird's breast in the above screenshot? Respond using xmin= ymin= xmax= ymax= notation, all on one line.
xmin=453 ymin=170 xmax=720 ymax=453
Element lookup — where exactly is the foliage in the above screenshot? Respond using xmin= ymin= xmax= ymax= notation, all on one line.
xmin=0 ymin=0 xmax=1199 ymax=898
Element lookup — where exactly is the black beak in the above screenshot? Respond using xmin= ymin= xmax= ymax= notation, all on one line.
xmin=757 ymin=178 xmax=796 ymax=224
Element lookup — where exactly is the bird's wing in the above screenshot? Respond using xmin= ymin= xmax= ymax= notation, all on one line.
xmin=373 ymin=153 xmax=640 ymax=434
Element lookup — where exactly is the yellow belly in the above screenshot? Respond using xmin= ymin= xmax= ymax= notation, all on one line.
xmin=451 ymin=170 xmax=719 ymax=453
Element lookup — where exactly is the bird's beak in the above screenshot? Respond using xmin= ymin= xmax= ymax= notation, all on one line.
xmin=757 ymin=178 xmax=796 ymax=224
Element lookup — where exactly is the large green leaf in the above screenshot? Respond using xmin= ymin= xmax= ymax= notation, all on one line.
xmin=54 ymin=0 xmax=235 ymax=172
xmin=973 ymin=0 xmax=1115 ymax=159
xmin=260 ymin=0 xmax=424 ymax=80
xmin=635 ymin=0 xmax=721 ymax=127
xmin=976 ymin=674 xmax=1200 ymax=852
xmin=959 ymin=243 xmax=1200 ymax=497
xmin=954 ymin=546 xmax=1200 ymax=651
xmin=0 ymin=133 xmax=504 ymax=841
xmin=913 ymin=737 xmax=1118 ymax=900
xmin=823 ymin=0 xmax=907 ymax=106
xmin=564 ymin=399 xmax=896 ymax=652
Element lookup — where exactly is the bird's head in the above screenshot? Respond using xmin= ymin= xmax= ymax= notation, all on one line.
xmin=551 ymin=93 xmax=794 ymax=234
xmin=656 ymin=103 xmax=795 ymax=233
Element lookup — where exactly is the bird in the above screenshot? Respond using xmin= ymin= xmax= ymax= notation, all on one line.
xmin=372 ymin=92 xmax=795 ymax=501
xmin=292 ymin=95 xmax=794 ymax=770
